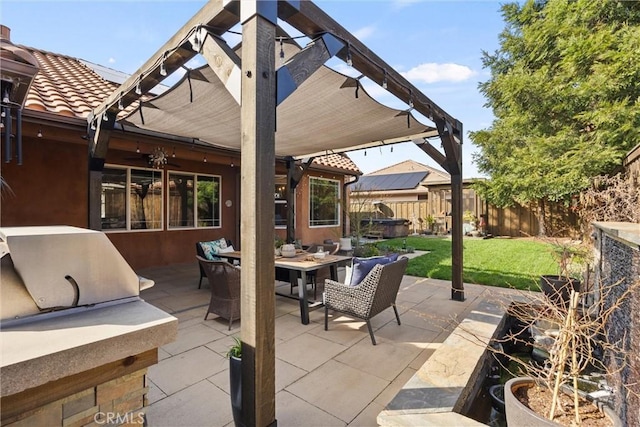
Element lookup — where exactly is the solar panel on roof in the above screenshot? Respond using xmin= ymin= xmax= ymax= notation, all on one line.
xmin=355 ymin=171 xmax=428 ymax=191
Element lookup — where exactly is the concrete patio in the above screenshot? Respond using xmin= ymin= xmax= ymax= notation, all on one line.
xmin=138 ymin=258 xmax=517 ymax=426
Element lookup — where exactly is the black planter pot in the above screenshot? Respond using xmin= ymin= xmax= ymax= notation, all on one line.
xmin=539 ymin=275 xmax=581 ymax=308
xmin=229 ymin=355 xmax=242 ymax=427
xmin=488 ymin=384 xmax=505 ymax=414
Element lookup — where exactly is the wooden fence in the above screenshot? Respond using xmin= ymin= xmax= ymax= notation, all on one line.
xmin=349 ymin=197 xmax=579 ymax=237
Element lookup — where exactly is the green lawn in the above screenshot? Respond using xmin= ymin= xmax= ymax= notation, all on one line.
xmin=378 ymin=236 xmax=558 ymax=290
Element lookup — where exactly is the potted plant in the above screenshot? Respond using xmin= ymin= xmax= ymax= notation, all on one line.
xmin=540 ymin=239 xmax=590 ymax=308
xmin=227 ymin=336 xmax=242 ymax=427
xmin=425 ymin=214 xmax=436 ymax=234
xmin=497 ymin=278 xmax=638 ymax=426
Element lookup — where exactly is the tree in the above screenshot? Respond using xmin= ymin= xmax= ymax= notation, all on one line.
xmin=470 ymin=0 xmax=640 ymax=235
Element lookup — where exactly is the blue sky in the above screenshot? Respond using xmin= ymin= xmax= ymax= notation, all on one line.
xmin=2 ymin=0 xmax=507 ymax=178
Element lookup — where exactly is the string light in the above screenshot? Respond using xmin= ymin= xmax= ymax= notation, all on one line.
xmin=135 ymin=81 xmax=142 ymax=95
xmin=346 ymin=43 xmax=353 ymax=67
xmin=117 ymin=94 xmax=124 ymax=111
xmin=160 ymin=55 xmax=167 ymax=77
xmin=37 ymin=129 xmax=43 ymax=138
xmin=279 ymin=37 xmax=285 ymax=64
xmin=103 ymin=111 xmax=109 ymax=121
xmin=408 ymin=90 xmax=414 ymax=109
xmin=136 ymin=142 xmax=140 ymax=153
xmin=382 ymin=71 xmax=388 ymax=89
xmin=171 ymin=147 xmax=176 ymax=158
xmin=203 ymin=154 xmax=207 ymax=163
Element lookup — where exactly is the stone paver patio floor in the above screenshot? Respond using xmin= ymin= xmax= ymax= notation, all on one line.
xmin=138 ymin=260 xmax=517 ymax=426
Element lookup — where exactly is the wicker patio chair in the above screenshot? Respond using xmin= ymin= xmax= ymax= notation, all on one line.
xmin=197 ymin=256 xmax=241 ymax=330
xmin=323 ymin=257 xmax=408 ymax=345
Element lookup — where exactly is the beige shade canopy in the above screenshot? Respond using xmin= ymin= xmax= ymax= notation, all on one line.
xmin=121 ymin=40 xmax=438 ymax=159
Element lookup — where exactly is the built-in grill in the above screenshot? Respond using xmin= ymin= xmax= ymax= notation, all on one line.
xmin=1 ymin=226 xmax=176 ymax=422
xmin=1 ymin=225 xmax=150 ymax=324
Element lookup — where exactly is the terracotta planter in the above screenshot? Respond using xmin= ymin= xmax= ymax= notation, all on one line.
xmin=229 ymin=355 xmax=243 ymax=426
xmin=505 ymin=377 xmax=622 ymax=427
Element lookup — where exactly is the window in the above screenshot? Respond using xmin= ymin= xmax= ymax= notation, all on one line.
xmin=275 ymin=175 xmax=289 ymax=228
xmin=168 ymin=173 xmax=221 ymax=229
xmin=309 ymin=177 xmax=340 ymax=227
xmin=101 ymin=167 xmax=163 ymax=231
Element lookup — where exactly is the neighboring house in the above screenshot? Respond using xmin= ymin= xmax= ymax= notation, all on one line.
xmin=349 ymin=160 xmax=484 ymax=234
xmin=0 ymin=26 xmax=361 ymax=269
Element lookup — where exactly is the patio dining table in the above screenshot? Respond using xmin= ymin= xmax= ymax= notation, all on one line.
xmin=220 ymin=250 xmax=352 ymax=324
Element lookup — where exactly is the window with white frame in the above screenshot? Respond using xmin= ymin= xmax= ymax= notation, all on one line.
xmin=309 ymin=176 xmax=340 ymax=227
xmin=101 ymin=167 xmax=163 ymax=231
xmin=168 ymin=172 xmax=221 ymax=229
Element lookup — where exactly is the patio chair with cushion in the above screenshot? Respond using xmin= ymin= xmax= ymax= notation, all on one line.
xmin=197 ymin=256 xmax=241 ymax=330
xmin=323 ymin=256 xmax=408 ymax=345
xmin=196 ymin=238 xmax=233 ymax=288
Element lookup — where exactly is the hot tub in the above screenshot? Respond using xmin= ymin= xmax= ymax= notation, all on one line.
xmin=360 ymin=218 xmax=410 ymax=238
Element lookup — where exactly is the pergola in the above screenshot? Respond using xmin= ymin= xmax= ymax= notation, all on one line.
xmin=89 ymin=1 xmax=463 ymax=425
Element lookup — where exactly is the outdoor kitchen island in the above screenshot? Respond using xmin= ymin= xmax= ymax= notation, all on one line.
xmin=0 ymin=226 xmax=178 ymax=426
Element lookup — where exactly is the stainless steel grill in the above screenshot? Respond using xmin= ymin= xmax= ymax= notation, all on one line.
xmin=1 ymin=225 xmax=149 ymax=324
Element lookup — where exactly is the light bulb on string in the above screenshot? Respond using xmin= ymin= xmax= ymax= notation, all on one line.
xmin=279 ymin=37 xmax=285 ymax=64
xmin=346 ymin=43 xmax=353 ymax=67
xmin=382 ymin=71 xmax=388 ymax=89
xmin=160 ymin=58 xmax=167 ymax=77
xmin=118 ymin=97 xmax=124 ymax=111
xmin=37 ymin=129 xmax=43 ymax=138
xmin=203 ymin=154 xmax=207 ymax=163
xmin=172 ymin=147 xmax=176 ymax=158
xmin=136 ymin=142 xmax=140 ymax=153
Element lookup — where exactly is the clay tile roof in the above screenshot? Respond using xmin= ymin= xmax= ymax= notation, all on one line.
xmin=312 ymin=153 xmax=361 ymax=175
xmin=23 ymin=47 xmax=138 ymax=119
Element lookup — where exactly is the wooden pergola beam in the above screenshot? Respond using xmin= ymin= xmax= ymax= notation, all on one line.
xmin=278 ymin=0 xmax=463 ymax=144
xmin=198 ymin=27 xmax=242 ymax=105
xmin=89 ymin=0 xmax=240 ymax=159
xmin=276 ymin=32 xmax=343 ymax=105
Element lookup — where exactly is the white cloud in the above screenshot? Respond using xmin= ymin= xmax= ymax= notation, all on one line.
xmin=353 ymin=25 xmax=376 ymax=41
xmin=403 ymin=63 xmax=476 ymax=84
xmin=108 ymin=57 xmax=116 ymax=64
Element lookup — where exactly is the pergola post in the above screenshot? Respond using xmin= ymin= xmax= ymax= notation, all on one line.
xmin=450 ymin=171 xmax=464 ymax=300
xmin=239 ymin=2 xmax=277 ymax=426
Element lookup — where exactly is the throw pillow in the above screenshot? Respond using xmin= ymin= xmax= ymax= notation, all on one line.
xmin=200 ymin=238 xmax=228 ymax=260
xmin=218 ymin=245 xmax=235 ymax=253
xmin=349 ymin=253 xmax=399 ymax=286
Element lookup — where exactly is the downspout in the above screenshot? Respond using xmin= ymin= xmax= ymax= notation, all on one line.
xmin=343 ymin=174 xmax=360 ymax=237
